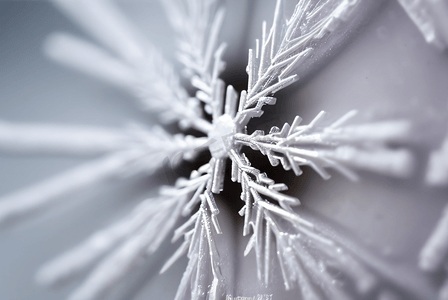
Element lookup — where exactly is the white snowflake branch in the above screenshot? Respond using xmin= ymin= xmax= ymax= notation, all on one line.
xmin=169 ymin=199 xmax=224 ymax=300
xmin=160 ymin=0 xmax=224 ymax=80
xmin=48 ymin=0 xmax=208 ymax=132
xmin=0 ymin=150 xmax=144 ymax=228
xmin=51 ymin=0 xmax=147 ymax=64
xmin=0 ymin=121 xmax=209 ymax=159
xmin=397 ymin=0 xmax=448 ymax=50
xmin=0 ymin=127 xmax=208 ymax=227
xmin=420 ymin=130 xmax=448 ymax=298
xmin=228 ymin=127 xmax=379 ymax=295
xmin=42 ymin=165 xmax=212 ymax=300
xmin=66 ymin=195 xmax=184 ymax=300
xmin=36 ymin=197 xmax=169 ymax=287
xmin=426 ymin=130 xmax=448 ymax=186
xmin=235 ymin=110 xmax=415 ymax=180
xmin=235 ymin=0 xmax=361 ymax=127
xmin=248 ymin=206 xmax=377 ymax=298
xmin=420 ymin=203 xmax=448 ymax=272
xmin=44 ymin=32 xmax=139 ymax=90
xmin=161 ymin=0 xmax=235 ymax=128
xmin=158 ymin=163 xmax=224 ymax=300
xmin=45 ymin=32 xmax=205 ymax=131
xmin=228 ymin=148 xmax=302 ymax=235
xmin=0 ymin=120 xmax=135 ymax=156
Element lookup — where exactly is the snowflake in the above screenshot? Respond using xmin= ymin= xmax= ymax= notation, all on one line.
xmin=1 ymin=0 xmax=447 ymax=300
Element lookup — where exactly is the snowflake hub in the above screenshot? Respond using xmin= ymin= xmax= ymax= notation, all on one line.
xmin=208 ymin=114 xmax=235 ymax=158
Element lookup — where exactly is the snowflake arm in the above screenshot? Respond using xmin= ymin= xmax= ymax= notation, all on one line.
xmin=235 ymin=0 xmax=362 ymax=127
xmin=166 ymin=194 xmax=224 ymax=300
xmin=44 ymin=32 xmax=139 ymax=90
xmin=397 ymin=0 xmax=448 ymax=50
xmin=0 ymin=126 xmax=208 ymax=227
xmin=426 ymin=130 xmax=448 ymax=185
xmin=38 ymin=166 xmax=212 ymax=300
xmin=419 ymin=201 xmax=448 ymax=300
xmin=0 ymin=151 xmax=142 ymax=228
xmin=230 ymin=149 xmax=378 ymax=298
xmin=420 ymin=130 xmax=448 ymax=298
xmin=51 ymin=0 xmax=147 ymax=64
xmin=0 ymin=120 xmax=138 ymax=156
xmin=160 ymin=163 xmax=225 ymax=300
xmin=160 ymin=0 xmax=233 ymax=125
xmin=160 ymin=0 xmax=225 ymax=80
xmin=48 ymin=0 xmax=209 ymax=133
xmin=228 ymin=147 xmax=304 ymax=237
xmin=245 ymin=197 xmax=377 ymax=298
xmin=36 ymin=197 xmax=171 ymax=287
xmin=65 ymin=196 xmax=184 ymax=300
xmin=420 ymin=203 xmax=448 ymax=272
xmin=235 ymin=110 xmax=415 ymax=180
xmin=45 ymin=31 xmax=208 ymax=132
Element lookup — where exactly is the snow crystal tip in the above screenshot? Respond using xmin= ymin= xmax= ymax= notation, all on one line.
xmin=397 ymin=0 xmax=448 ymax=50
xmin=425 ymin=134 xmax=448 ymax=186
xmin=419 ymin=204 xmax=448 ymax=272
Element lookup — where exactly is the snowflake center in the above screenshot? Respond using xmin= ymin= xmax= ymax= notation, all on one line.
xmin=208 ymin=114 xmax=235 ymax=158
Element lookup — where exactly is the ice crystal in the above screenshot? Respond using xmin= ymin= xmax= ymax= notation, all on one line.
xmin=420 ymin=203 xmax=448 ymax=299
xmin=1 ymin=0 xmax=447 ymax=300
xmin=397 ymin=0 xmax=448 ymax=50
xmin=421 ymin=130 xmax=448 ymax=300
xmin=397 ymin=1 xmax=448 ymax=299
xmin=426 ymin=131 xmax=448 ymax=186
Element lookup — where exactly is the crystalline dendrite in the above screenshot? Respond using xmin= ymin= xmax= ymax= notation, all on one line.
xmin=0 ymin=1 xmax=425 ymax=300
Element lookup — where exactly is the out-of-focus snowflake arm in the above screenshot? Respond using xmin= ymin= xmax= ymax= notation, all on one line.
xmin=66 ymin=196 xmax=183 ymax=300
xmin=0 ymin=150 xmax=142 ymax=228
xmin=420 ymin=203 xmax=448 ymax=273
xmin=245 ymin=199 xmax=377 ymax=299
xmin=235 ymin=110 xmax=415 ymax=180
xmin=160 ymin=0 xmax=235 ymax=125
xmin=421 ymin=131 xmax=448 ymax=298
xmin=397 ymin=0 xmax=448 ymax=50
xmin=36 ymin=197 xmax=168 ymax=287
xmin=426 ymin=131 xmax=448 ymax=186
xmin=39 ymin=165 xmax=212 ymax=300
xmin=47 ymin=0 xmax=208 ymax=133
xmin=50 ymin=0 xmax=147 ymax=64
xmin=235 ymin=0 xmax=361 ymax=127
xmin=0 ymin=127 xmax=208 ymax=227
xmin=264 ymin=210 xmax=376 ymax=299
xmin=0 ymin=121 xmax=137 ymax=156
xmin=45 ymin=32 xmax=208 ymax=132
xmin=44 ymin=32 xmax=139 ymax=90
xmin=160 ymin=0 xmax=224 ymax=80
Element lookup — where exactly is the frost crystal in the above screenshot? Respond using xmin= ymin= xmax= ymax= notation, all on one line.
xmin=426 ymin=131 xmax=448 ymax=186
xmin=1 ymin=0 xmax=447 ymax=300
xmin=421 ymin=130 xmax=448 ymax=300
xmin=397 ymin=0 xmax=448 ymax=50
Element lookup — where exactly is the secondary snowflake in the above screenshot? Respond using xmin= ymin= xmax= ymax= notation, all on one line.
xmin=0 ymin=1 xmax=422 ymax=300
